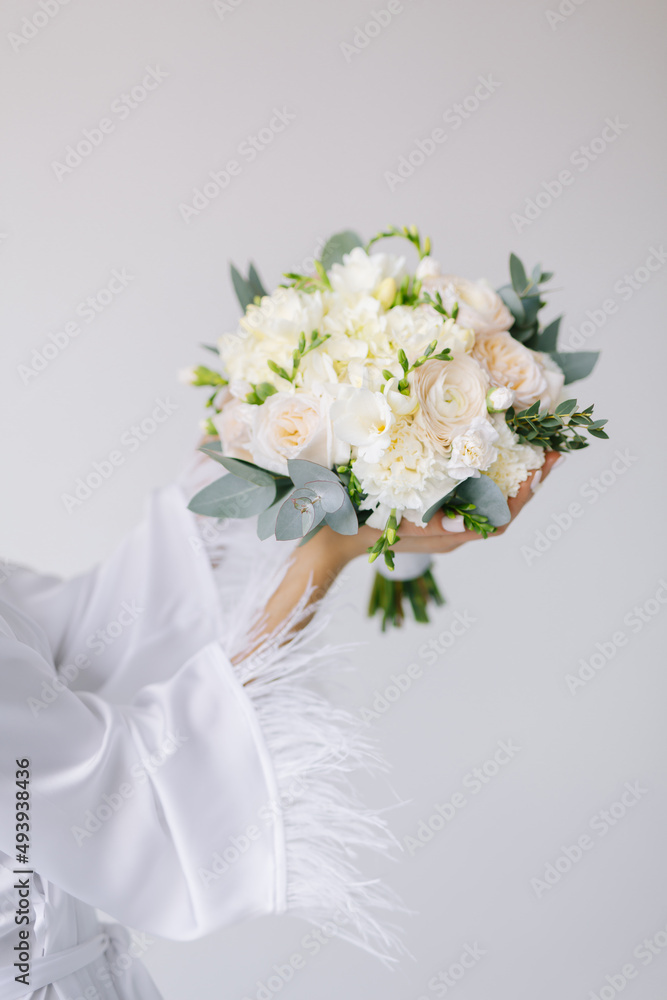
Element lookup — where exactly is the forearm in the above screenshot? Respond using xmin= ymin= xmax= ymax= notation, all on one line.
xmin=232 ymin=526 xmax=353 ymax=669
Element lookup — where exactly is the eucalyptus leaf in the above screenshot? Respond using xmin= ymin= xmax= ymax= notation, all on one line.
xmin=550 ymin=351 xmax=599 ymax=384
xmin=498 ymin=285 xmax=526 ymax=324
xmin=509 ymin=253 xmax=528 ymax=295
xmin=455 ymin=475 xmax=511 ymax=526
xmin=537 ymin=316 xmax=562 ymax=353
xmin=306 ymin=479 xmax=346 ymax=513
xmin=324 ymin=492 xmax=359 ymax=535
xmin=198 ymin=450 xmax=277 ymax=486
xmin=287 ymin=458 xmax=342 ymax=487
xmin=187 ymin=473 xmax=275 ymax=519
xmin=256 ymin=484 xmax=294 ymax=540
xmin=275 ymin=491 xmax=326 ymax=540
xmin=247 ymin=263 xmax=267 ymax=299
xmin=230 ymin=264 xmax=255 ymax=312
xmin=320 ymin=230 xmax=364 ymax=272
xmin=421 ymin=485 xmax=459 ymax=524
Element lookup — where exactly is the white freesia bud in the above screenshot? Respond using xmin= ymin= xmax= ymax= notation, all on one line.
xmin=384 ymin=377 xmax=419 ymax=416
xmin=178 ymin=367 xmax=198 ymax=385
xmin=486 ymin=386 xmax=515 ymax=412
xmin=375 ymin=276 xmax=397 ymax=309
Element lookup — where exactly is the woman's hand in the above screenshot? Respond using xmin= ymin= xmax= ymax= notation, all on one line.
xmin=333 ymin=449 xmax=563 ymax=563
xmin=243 ymin=451 xmax=563 ymax=660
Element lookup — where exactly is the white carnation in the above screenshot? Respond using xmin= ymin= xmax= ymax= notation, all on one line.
xmin=484 ymin=414 xmax=545 ymax=497
xmin=354 ymin=419 xmax=456 ymax=526
xmin=447 ymin=416 xmax=499 ymax=481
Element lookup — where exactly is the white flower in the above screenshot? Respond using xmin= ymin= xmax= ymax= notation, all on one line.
xmin=416 ymin=262 xmax=513 ymax=335
xmin=354 ymin=418 xmax=457 ymax=526
xmin=241 ymin=286 xmax=324 ymax=343
xmin=249 ymin=391 xmax=343 ymax=476
xmin=383 ymin=377 xmax=420 ymax=416
xmin=484 ymin=414 xmax=545 ymax=497
xmin=329 ymin=247 xmax=407 ymax=305
xmin=330 ymin=386 xmax=394 ymax=462
xmin=212 ymin=397 xmax=254 ymax=463
xmin=473 ymin=331 xmax=562 ymax=409
xmin=412 ymin=354 xmax=490 ymax=452
xmin=486 ymin=385 xmax=515 ymax=411
xmin=447 ymin=417 xmax=500 ymax=481
xmin=178 ymin=366 xmax=198 ymax=385
xmin=386 ymin=306 xmax=474 ymax=362
xmin=537 ymin=351 xmax=566 ymax=411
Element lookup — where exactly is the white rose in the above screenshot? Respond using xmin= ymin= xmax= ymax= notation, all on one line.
xmin=447 ymin=416 xmax=500 ymax=481
xmin=537 ymin=351 xmax=566 ymax=411
xmin=416 ymin=263 xmax=513 ymax=336
xmin=473 ymin=331 xmax=561 ymax=409
xmin=330 ymin=386 xmax=394 ymax=463
xmin=412 ymin=354 xmax=490 ymax=452
xmin=250 ymin=391 xmax=340 ymax=475
xmin=212 ymin=397 xmax=254 ymax=463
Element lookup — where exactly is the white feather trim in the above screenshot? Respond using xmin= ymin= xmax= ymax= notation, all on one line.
xmin=177 ymin=450 xmax=412 ymax=965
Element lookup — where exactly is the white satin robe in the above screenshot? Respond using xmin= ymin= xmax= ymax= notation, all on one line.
xmin=0 ymin=456 xmax=405 ymax=999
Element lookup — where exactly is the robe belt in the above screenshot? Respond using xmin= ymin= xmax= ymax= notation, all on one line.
xmin=0 ymin=931 xmax=110 ymax=999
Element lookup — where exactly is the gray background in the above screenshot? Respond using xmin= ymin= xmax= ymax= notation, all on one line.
xmin=1 ymin=0 xmax=666 ymax=997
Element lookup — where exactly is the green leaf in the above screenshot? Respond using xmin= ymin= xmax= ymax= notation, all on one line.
xmin=555 ymin=398 xmax=578 ymax=415
xmin=455 ymin=475 xmax=511 ymax=527
xmin=324 ymin=492 xmax=359 ymax=535
xmin=230 ymin=264 xmax=255 ymax=312
xmin=275 ymin=490 xmax=326 ymax=540
xmin=197 ymin=450 xmax=278 ymax=487
xmin=550 ymin=351 xmax=600 ymax=384
xmin=247 ymin=263 xmax=267 ymax=299
xmin=498 ymin=285 xmax=526 ymax=324
xmin=320 ymin=230 xmax=364 ymax=272
xmin=200 ymin=343 xmax=220 ymax=355
xmin=421 ymin=485 xmax=459 ymax=524
xmin=187 ymin=474 xmax=275 ymax=519
xmin=537 ymin=316 xmax=562 ymax=353
xmin=287 ymin=458 xmax=342 ymax=487
xmin=509 ymin=253 xmax=528 ymax=294
xmin=256 ymin=484 xmax=294 ymax=540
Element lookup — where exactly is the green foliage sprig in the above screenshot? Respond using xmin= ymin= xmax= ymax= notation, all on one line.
xmin=440 ymin=502 xmax=497 ymax=538
xmin=265 ymin=329 xmax=331 ymax=386
xmin=367 ymin=509 xmax=400 ymax=569
xmin=382 ymin=340 xmax=452 ymax=395
xmin=365 ymin=224 xmax=431 ymax=260
xmin=506 ymin=398 xmax=609 ymax=451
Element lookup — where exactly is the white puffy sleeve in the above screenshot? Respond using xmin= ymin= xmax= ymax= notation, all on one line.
xmin=0 ymin=454 xmax=407 ymax=962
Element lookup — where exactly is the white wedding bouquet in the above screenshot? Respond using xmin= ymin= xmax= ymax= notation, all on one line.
xmin=183 ymin=226 xmax=607 ymax=628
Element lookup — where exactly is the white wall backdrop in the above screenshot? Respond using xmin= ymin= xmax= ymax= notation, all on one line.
xmin=2 ymin=0 xmax=666 ymax=998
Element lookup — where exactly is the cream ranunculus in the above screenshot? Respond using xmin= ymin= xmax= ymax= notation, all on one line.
xmin=412 ymin=354 xmax=490 ymax=452
xmin=249 ymin=391 xmax=339 ymax=475
xmin=447 ymin=416 xmax=499 ymax=481
xmin=473 ymin=330 xmax=564 ymax=409
xmin=415 ymin=260 xmax=513 ymax=336
xmin=330 ymin=386 xmax=394 ymax=463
